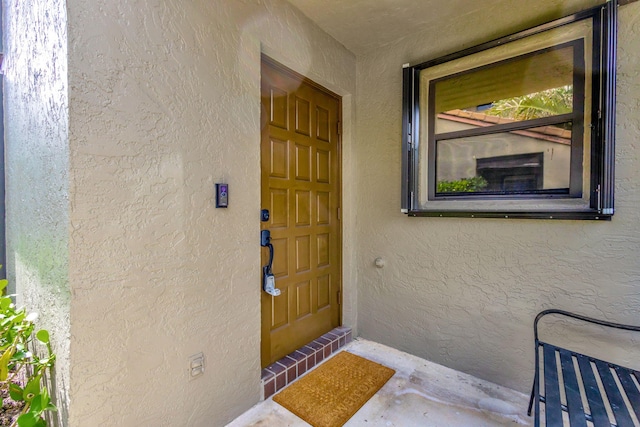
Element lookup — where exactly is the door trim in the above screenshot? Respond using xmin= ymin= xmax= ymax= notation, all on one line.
xmin=261 ymin=55 xmax=342 ymax=102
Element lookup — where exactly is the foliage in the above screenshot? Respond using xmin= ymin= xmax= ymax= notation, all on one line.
xmin=484 ymin=85 xmax=573 ymax=121
xmin=0 ymin=279 xmax=56 ymax=427
xmin=437 ymin=176 xmax=488 ymax=193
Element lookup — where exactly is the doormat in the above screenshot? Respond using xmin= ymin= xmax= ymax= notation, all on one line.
xmin=273 ymin=351 xmax=395 ymax=427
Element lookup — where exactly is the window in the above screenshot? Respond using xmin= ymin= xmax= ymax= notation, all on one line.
xmin=401 ymin=2 xmax=617 ymax=220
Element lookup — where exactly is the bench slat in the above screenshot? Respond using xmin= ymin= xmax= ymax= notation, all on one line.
xmin=576 ymin=353 xmax=611 ymax=427
xmin=594 ymin=360 xmax=634 ymax=427
xmin=559 ymin=348 xmax=587 ymax=427
xmin=615 ymin=365 xmax=640 ymax=423
xmin=544 ymin=344 xmax=564 ymax=426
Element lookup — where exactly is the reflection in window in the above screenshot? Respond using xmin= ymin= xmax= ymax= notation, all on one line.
xmin=435 ymin=123 xmax=572 ymax=196
xmin=477 ymin=152 xmax=544 ymax=192
xmin=433 ymin=45 xmax=575 ymax=131
xmin=430 ymin=41 xmax=582 ymax=198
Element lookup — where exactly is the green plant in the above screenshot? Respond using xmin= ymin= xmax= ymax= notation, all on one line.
xmin=437 ymin=176 xmax=488 ymax=193
xmin=484 ymin=85 xmax=573 ymax=121
xmin=0 ymin=279 xmax=56 ymax=427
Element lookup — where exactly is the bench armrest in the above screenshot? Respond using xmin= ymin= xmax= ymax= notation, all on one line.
xmin=533 ymin=309 xmax=640 ymax=343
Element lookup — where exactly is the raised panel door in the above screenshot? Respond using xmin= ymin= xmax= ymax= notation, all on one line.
xmin=260 ymin=56 xmax=342 ymax=367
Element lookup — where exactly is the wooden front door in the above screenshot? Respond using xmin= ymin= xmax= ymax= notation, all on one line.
xmin=260 ymin=56 xmax=342 ymax=367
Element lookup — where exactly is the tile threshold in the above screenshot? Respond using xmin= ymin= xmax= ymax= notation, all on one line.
xmin=260 ymin=326 xmax=353 ymax=400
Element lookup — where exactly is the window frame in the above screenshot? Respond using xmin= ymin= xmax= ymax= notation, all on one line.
xmin=401 ymin=2 xmax=617 ymax=220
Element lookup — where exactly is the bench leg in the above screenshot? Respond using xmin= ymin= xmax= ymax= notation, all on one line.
xmin=527 ymin=377 xmax=536 ymax=416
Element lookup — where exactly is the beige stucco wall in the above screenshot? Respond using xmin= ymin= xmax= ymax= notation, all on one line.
xmin=2 ymin=0 xmax=70 ymax=425
xmin=66 ymin=0 xmax=355 ymax=426
xmin=355 ymin=1 xmax=640 ymax=394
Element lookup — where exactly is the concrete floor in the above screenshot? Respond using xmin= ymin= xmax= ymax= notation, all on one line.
xmin=228 ymin=339 xmax=534 ymax=427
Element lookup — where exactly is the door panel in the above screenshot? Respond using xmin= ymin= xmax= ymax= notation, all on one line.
xmin=261 ymin=56 xmax=342 ymax=367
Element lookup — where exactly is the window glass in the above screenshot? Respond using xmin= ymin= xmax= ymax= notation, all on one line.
xmin=434 ymin=46 xmax=575 ymax=134
xmin=428 ymin=40 xmax=583 ymax=199
xmin=436 ymin=126 xmax=571 ymax=195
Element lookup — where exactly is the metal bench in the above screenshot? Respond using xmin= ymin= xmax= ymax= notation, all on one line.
xmin=528 ymin=309 xmax=640 ymax=427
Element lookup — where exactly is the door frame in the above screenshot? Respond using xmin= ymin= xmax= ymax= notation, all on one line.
xmin=260 ymin=54 xmax=344 ymax=367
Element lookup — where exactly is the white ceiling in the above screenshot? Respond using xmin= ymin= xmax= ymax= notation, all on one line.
xmin=286 ymin=0 xmax=605 ymax=55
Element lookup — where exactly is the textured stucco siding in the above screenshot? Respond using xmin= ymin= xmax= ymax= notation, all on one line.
xmin=2 ymin=0 xmax=70 ymax=425
xmin=66 ymin=0 xmax=355 ymax=425
xmin=355 ymin=2 xmax=640 ymax=393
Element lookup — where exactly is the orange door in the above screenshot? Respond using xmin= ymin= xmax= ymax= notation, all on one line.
xmin=260 ymin=56 xmax=342 ymax=367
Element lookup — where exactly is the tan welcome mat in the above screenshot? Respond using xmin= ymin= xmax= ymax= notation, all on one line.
xmin=273 ymin=351 xmax=395 ymax=427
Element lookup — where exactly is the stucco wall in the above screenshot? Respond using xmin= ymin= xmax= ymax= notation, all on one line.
xmin=66 ymin=0 xmax=355 ymax=425
xmin=355 ymin=1 xmax=640 ymax=393
xmin=2 ymin=0 xmax=70 ymax=424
